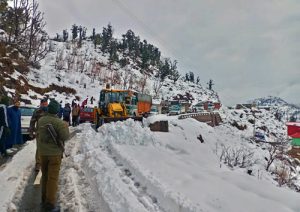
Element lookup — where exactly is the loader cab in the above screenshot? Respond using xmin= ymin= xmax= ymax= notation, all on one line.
xmin=99 ymin=89 xmax=128 ymax=117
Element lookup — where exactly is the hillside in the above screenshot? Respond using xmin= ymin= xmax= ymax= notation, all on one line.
xmin=249 ymin=96 xmax=300 ymax=122
xmin=1 ymin=34 xmax=219 ymax=107
xmin=1 ymin=26 xmax=300 ymax=211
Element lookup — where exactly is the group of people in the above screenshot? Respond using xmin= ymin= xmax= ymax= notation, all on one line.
xmin=1 ymin=96 xmax=71 ymax=212
xmin=0 ymin=97 xmax=23 ymax=157
xmin=58 ymin=102 xmax=80 ymax=127
xmin=57 ymin=97 xmax=92 ymax=127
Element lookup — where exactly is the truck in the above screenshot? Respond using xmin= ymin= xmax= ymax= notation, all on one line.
xmin=136 ymin=93 xmax=152 ymax=117
xmin=94 ymin=88 xmax=151 ymax=127
xmin=122 ymin=91 xmax=152 ymax=117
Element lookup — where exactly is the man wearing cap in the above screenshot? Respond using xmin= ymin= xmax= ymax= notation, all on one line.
xmin=29 ymin=98 xmax=48 ymax=171
xmin=37 ymin=99 xmax=69 ymax=211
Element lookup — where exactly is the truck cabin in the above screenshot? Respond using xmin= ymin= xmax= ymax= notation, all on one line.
xmin=99 ymin=89 xmax=128 ymax=114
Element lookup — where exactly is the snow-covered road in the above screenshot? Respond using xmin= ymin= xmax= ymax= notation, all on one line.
xmin=1 ymin=116 xmax=300 ymax=212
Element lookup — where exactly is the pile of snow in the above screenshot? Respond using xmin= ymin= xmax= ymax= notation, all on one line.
xmin=0 ymin=115 xmax=299 ymax=211
xmin=0 ymin=140 xmax=35 ymax=211
xmin=64 ymin=118 xmax=300 ymax=212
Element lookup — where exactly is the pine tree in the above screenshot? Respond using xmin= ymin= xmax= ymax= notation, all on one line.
xmin=0 ymin=0 xmax=8 ymax=18
xmin=169 ymin=60 xmax=180 ymax=83
xmin=189 ymin=72 xmax=194 ymax=83
xmin=208 ymin=79 xmax=214 ymax=90
xmin=63 ymin=29 xmax=68 ymax=42
xmin=108 ymin=39 xmax=119 ymax=64
xmin=101 ymin=23 xmax=113 ymax=53
xmin=82 ymin=27 xmax=87 ymax=40
xmin=92 ymin=28 xmax=95 ymax=40
xmin=78 ymin=25 xmax=82 ymax=47
xmin=158 ymin=59 xmax=171 ymax=81
xmin=71 ymin=24 xmax=78 ymax=40
xmin=141 ymin=40 xmax=150 ymax=73
xmin=185 ymin=73 xmax=189 ymax=81
xmin=196 ymin=76 xmax=200 ymax=84
xmin=94 ymin=33 xmax=101 ymax=49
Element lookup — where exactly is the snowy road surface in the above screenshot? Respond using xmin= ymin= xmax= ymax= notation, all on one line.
xmin=0 ymin=116 xmax=299 ymax=212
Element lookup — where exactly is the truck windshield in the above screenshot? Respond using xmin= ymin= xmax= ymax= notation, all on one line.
xmin=108 ymin=92 xmax=125 ymax=103
xmin=20 ymin=107 xmax=35 ymax=116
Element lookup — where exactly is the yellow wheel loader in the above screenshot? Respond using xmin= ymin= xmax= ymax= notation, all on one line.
xmin=94 ymin=88 xmax=143 ymax=128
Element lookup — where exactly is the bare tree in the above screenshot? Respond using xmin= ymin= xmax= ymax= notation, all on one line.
xmin=275 ymin=162 xmax=291 ymax=187
xmin=66 ymin=53 xmax=75 ymax=70
xmin=128 ymin=73 xmax=135 ymax=90
xmin=265 ymin=145 xmax=279 ymax=171
xmin=26 ymin=0 xmax=47 ymax=63
xmin=138 ymin=75 xmax=147 ymax=94
xmin=111 ymin=71 xmax=121 ymax=87
xmin=120 ymin=71 xmax=129 ymax=90
xmin=55 ymin=49 xmax=64 ymax=70
xmin=153 ymin=76 xmax=163 ymax=98
xmin=77 ymin=55 xmax=86 ymax=73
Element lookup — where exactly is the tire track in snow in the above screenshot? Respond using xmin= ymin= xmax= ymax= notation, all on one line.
xmin=106 ymin=140 xmax=200 ymax=212
xmin=106 ymin=147 xmax=165 ymax=212
xmin=58 ymin=129 xmax=110 ymax=212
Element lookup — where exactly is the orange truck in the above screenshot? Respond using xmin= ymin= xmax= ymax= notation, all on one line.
xmin=136 ymin=93 xmax=152 ymax=117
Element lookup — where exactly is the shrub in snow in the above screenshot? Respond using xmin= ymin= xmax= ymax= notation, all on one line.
xmin=216 ymin=143 xmax=255 ymax=169
xmin=274 ymin=162 xmax=292 ymax=187
xmin=265 ymin=145 xmax=282 ymax=171
xmin=230 ymin=120 xmax=247 ymax=130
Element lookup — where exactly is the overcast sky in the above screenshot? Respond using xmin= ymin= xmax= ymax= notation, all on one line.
xmin=39 ymin=0 xmax=300 ymax=106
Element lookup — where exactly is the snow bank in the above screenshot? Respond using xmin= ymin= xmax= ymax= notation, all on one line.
xmin=76 ymin=118 xmax=300 ymax=212
xmin=0 ymin=140 xmax=35 ymax=211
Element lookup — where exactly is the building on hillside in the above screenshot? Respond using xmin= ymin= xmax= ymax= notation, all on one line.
xmin=286 ymin=122 xmax=300 ymax=159
xmin=291 ymin=132 xmax=300 ymax=146
xmin=171 ymin=93 xmax=193 ymax=113
xmin=257 ymin=105 xmax=272 ymax=110
xmin=213 ymin=102 xmax=222 ymax=110
xmin=235 ymin=103 xmax=256 ymax=110
xmin=286 ymin=122 xmax=300 ymax=137
xmin=172 ymin=93 xmax=194 ymax=104
xmin=152 ymin=98 xmax=162 ymax=114
xmin=160 ymin=100 xmax=170 ymax=114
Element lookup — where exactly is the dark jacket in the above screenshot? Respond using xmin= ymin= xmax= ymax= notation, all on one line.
xmin=63 ymin=106 xmax=71 ymax=118
xmin=0 ymin=104 xmax=8 ymax=139
xmin=6 ymin=106 xmax=22 ymax=148
xmin=37 ymin=113 xmax=70 ymax=156
xmin=29 ymin=107 xmax=46 ymax=134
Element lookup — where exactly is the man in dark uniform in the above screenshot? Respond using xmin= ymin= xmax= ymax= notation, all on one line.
xmin=37 ymin=99 xmax=69 ymax=211
xmin=29 ymin=98 xmax=48 ymax=171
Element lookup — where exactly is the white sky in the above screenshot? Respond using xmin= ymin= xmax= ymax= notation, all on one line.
xmin=39 ymin=0 xmax=300 ymax=106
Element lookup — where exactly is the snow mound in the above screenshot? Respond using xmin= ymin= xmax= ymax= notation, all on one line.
xmin=97 ymin=119 xmax=158 ymax=146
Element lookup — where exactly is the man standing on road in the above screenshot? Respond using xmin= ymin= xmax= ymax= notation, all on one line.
xmin=6 ymin=100 xmax=22 ymax=148
xmin=29 ymin=98 xmax=48 ymax=171
xmin=0 ymin=96 xmax=9 ymax=157
xmin=71 ymin=104 xmax=80 ymax=126
xmin=37 ymin=99 xmax=69 ymax=211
